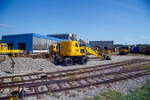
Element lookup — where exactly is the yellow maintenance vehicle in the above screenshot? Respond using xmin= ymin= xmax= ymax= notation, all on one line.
xmin=49 ymin=41 xmax=111 ymax=66
xmin=0 ymin=43 xmax=22 ymax=56
xmin=119 ymin=46 xmax=129 ymax=55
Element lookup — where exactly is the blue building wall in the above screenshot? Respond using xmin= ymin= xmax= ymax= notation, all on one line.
xmin=2 ymin=33 xmax=33 ymax=52
xmin=2 ymin=33 xmax=65 ymax=53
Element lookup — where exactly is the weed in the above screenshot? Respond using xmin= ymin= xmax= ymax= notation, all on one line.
xmin=67 ymin=75 xmax=77 ymax=79
xmin=12 ymin=77 xmax=20 ymax=82
xmin=47 ymin=92 xmax=52 ymax=96
xmin=85 ymin=97 xmax=93 ymax=100
xmin=84 ymin=80 xmax=150 ymax=100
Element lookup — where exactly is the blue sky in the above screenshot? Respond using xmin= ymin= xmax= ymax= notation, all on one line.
xmin=0 ymin=0 xmax=150 ymax=44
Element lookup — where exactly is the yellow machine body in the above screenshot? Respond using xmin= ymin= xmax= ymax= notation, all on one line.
xmin=60 ymin=41 xmax=86 ymax=57
xmin=119 ymin=47 xmax=128 ymax=55
xmin=0 ymin=43 xmax=21 ymax=55
xmin=120 ymin=49 xmax=128 ymax=53
xmin=50 ymin=41 xmax=111 ymax=58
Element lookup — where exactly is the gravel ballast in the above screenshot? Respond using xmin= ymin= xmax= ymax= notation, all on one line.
xmin=0 ymin=55 xmax=150 ymax=100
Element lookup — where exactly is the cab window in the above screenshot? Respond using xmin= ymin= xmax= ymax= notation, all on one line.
xmin=75 ymin=43 xmax=78 ymax=47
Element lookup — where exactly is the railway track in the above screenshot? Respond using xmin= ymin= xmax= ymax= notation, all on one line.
xmin=0 ymin=59 xmax=150 ymax=99
xmin=0 ymin=59 xmax=148 ymax=87
xmin=0 ymin=58 xmax=147 ymax=79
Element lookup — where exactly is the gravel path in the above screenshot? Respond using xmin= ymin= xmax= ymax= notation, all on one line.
xmin=0 ymin=56 xmax=55 ymax=76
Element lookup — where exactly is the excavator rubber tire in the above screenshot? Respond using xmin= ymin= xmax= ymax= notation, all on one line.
xmin=80 ymin=57 xmax=88 ymax=65
xmin=106 ymin=55 xmax=111 ymax=60
xmin=63 ymin=58 xmax=73 ymax=66
xmin=54 ymin=55 xmax=62 ymax=65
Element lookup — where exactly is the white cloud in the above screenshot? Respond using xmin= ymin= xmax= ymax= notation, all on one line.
xmin=0 ymin=24 xmax=11 ymax=27
xmin=141 ymin=35 xmax=150 ymax=39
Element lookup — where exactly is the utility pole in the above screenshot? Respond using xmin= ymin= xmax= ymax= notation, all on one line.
xmin=10 ymin=56 xmax=15 ymax=74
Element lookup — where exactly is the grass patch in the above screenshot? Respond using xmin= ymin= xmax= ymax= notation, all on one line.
xmin=66 ymin=75 xmax=77 ymax=79
xmin=47 ymin=92 xmax=53 ymax=96
xmin=85 ymin=81 xmax=150 ymax=100
xmin=137 ymin=65 xmax=150 ymax=69
xmin=12 ymin=77 xmax=20 ymax=82
xmin=127 ymin=81 xmax=150 ymax=100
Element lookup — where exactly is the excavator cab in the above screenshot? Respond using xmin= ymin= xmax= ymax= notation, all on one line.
xmin=0 ymin=43 xmax=8 ymax=50
xmin=49 ymin=43 xmax=60 ymax=54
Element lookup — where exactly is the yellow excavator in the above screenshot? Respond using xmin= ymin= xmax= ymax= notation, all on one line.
xmin=0 ymin=43 xmax=22 ymax=56
xmin=49 ymin=41 xmax=111 ymax=66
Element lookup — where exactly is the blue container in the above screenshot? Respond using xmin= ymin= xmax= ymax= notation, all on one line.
xmin=133 ymin=46 xmax=139 ymax=53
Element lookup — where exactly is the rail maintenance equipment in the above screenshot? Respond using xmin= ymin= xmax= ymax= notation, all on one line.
xmin=49 ymin=41 xmax=111 ymax=66
xmin=119 ymin=46 xmax=129 ymax=55
xmin=0 ymin=43 xmax=22 ymax=56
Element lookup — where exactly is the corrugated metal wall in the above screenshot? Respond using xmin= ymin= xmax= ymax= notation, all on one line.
xmin=2 ymin=33 xmax=63 ymax=53
xmin=33 ymin=37 xmax=57 ymax=50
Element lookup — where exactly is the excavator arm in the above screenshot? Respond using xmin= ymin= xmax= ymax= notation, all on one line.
xmin=84 ymin=46 xmax=111 ymax=60
xmin=79 ymin=39 xmax=111 ymax=60
xmin=84 ymin=46 xmax=104 ymax=59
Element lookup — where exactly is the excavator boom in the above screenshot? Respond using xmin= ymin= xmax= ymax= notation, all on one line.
xmin=84 ymin=46 xmax=103 ymax=59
